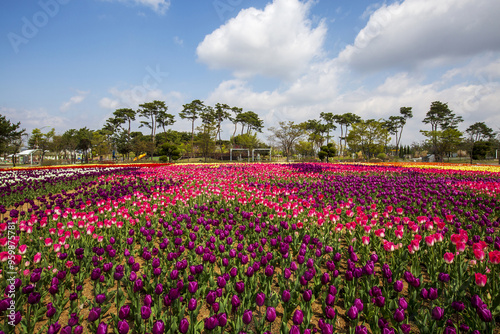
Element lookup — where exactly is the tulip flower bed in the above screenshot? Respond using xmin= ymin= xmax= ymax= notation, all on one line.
xmin=1 ymin=163 xmax=499 ymax=334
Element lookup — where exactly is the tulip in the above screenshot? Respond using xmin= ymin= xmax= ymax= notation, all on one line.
xmin=303 ymin=289 xmax=312 ymax=302
xmin=117 ymin=320 xmax=129 ymax=334
xmin=119 ymin=305 xmax=130 ymax=320
xmin=282 ymin=289 xmax=291 ymax=303
xmin=265 ymin=307 xmax=276 ymax=322
xmin=47 ymin=322 xmax=61 ymax=334
xmin=347 ymin=305 xmax=358 ymax=319
xmin=393 ymin=308 xmax=405 ymax=322
xmin=178 ymin=318 xmax=189 ymax=334
xmin=292 ymin=309 xmax=304 ymax=325
xmin=242 ymin=310 xmax=253 ymax=325
xmin=97 ymin=322 xmax=108 ymax=334
xmin=217 ymin=313 xmax=227 ymax=327
xmin=475 ymin=273 xmax=487 ymax=287
xmin=256 ymin=292 xmax=265 ymax=306
xmin=431 ymin=306 xmax=444 ymax=320
xmin=204 ymin=316 xmax=218 ymax=330
xmin=231 ymin=295 xmax=240 ymax=309
xmin=152 ymin=320 xmax=165 ymax=334
xmin=140 ymin=305 xmax=151 ymax=320
xmin=88 ymin=307 xmax=101 ymax=322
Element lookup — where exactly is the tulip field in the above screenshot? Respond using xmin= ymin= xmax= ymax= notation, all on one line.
xmin=1 ymin=162 xmax=500 ymax=334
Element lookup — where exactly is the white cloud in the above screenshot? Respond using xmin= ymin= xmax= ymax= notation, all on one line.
xmin=1 ymin=107 xmax=68 ymax=134
xmin=99 ymin=87 xmax=182 ymax=110
xmin=103 ymin=0 xmax=170 ymax=14
xmin=339 ymin=0 xmax=500 ymax=71
xmin=60 ymin=90 xmax=89 ymax=112
xmin=197 ymin=0 xmax=327 ymax=80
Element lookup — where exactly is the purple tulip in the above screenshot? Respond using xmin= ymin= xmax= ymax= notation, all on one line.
xmin=290 ymin=325 xmax=301 ymax=334
xmin=292 ymin=309 xmax=304 ymax=325
xmin=60 ymin=326 xmax=72 ymax=334
xmin=95 ymin=294 xmax=106 ymax=304
xmin=303 ymin=289 xmax=312 ymax=302
xmin=477 ymin=306 xmax=492 ymax=322
xmin=188 ymin=281 xmax=198 ymax=294
xmin=179 ymin=318 xmax=189 ymax=334
xmin=355 ymin=325 xmax=368 ymax=334
xmin=256 ymin=292 xmax=265 ymax=306
xmin=152 ymin=320 xmax=165 ymax=334
xmin=347 ymin=305 xmax=358 ymax=319
xmin=394 ymin=280 xmax=403 ymax=292
xmin=96 ymin=322 xmax=108 ymax=334
xmin=204 ymin=316 xmax=218 ymax=330
xmin=140 ymin=305 xmax=151 ymax=320
xmin=393 ymin=308 xmax=405 ymax=322
xmin=353 ymin=298 xmax=364 ymax=312
xmin=117 ymin=320 xmax=129 ymax=334
xmin=428 ymin=287 xmax=438 ymax=300
xmin=452 ymin=301 xmax=465 ymax=312
xmin=325 ymin=306 xmax=336 ymax=319
xmin=282 ymin=290 xmax=291 ymax=303
xmin=231 ymin=295 xmax=241 ymax=309
xmin=88 ymin=307 xmax=101 ymax=322
xmin=188 ymin=298 xmax=197 ymax=311
xmin=74 ymin=326 xmax=83 ymax=334
xmin=431 ymin=306 xmax=444 ymax=320
xmin=265 ymin=307 xmax=277 ymax=322
xmin=218 ymin=313 xmax=227 ymax=327
xmin=206 ymin=291 xmax=217 ymax=305
xmin=242 ymin=309 xmax=253 ymax=325
xmin=119 ymin=305 xmax=130 ymax=320
xmin=398 ymin=297 xmax=408 ymax=310
xmin=47 ymin=321 xmax=61 ymax=334
xmin=400 ymin=324 xmax=411 ymax=334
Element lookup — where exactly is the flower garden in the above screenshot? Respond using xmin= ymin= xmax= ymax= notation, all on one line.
xmin=0 ymin=162 xmax=499 ymax=334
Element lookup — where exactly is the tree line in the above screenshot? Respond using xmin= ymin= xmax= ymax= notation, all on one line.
xmin=0 ymin=100 xmax=498 ymax=165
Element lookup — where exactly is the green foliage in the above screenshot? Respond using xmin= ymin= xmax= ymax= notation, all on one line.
xmin=346 ymin=119 xmax=390 ymax=159
xmin=472 ymin=141 xmax=491 ymax=160
xmin=318 ymin=143 xmax=337 ymax=162
xmin=377 ymin=152 xmax=387 ymax=160
xmin=159 ymin=142 xmax=181 ymax=162
xmin=0 ymin=114 xmax=25 ymax=155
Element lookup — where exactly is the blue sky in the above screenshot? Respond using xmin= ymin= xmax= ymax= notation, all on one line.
xmin=1 ymin=0 xmax=500 ymax=145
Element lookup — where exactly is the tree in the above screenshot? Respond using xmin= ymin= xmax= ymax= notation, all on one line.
xmin=238 ymin=111 xmax=264 ymax=135
xmin=465 ymin=122 xmax=495 ymax=164
xmin=62 ymin=129 xmax=80 ymax=163
xmin=0 ymin=115 xmax=26 ymax=160
xmin=159 ymin=142 xmax=181 ymax=162
xmin=302 ymin=119 xmax=329 ymax=157
xmin=76 ymin=127 xmax=93 ymax=163
xmin=346 ymin=119 xmax=390 ymax=159
xmin=28 ymin=128 xmax=55 ymax=163
xmin=472 ymin=141 xmax=491 ymax=160
xmin=421 ymin=101 xmax=463 ymax=161
xmin=213 ymin=103 xmax=231 ymax=152
xmin=268 ymin=121 xmax=305 ymax=162
xmin=156 ymin=109 xmax=176 ymax=138
xmin=233 ymin=133 xmax=263 ymax=151
xmin=138 ymin=101 xmax=168 ymax=143
xmin=319 ymin=112 xmax=337 ymax=145
xmin=180 ymin=99 xmax=205 ymax=158
xmin=318 ymin=143 xmax=337 ymax=162
xmin=385 ymin=107 xmax=413 ymax=157
xmin=333 ymin=113 xmax=361 ymax=156
xmin=113 ymin=108 xmax=136 ymax=135
xmin=230 ymin=107 xmax=243 ymax=141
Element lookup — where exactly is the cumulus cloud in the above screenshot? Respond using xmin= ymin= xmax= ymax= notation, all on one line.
xmin=99 ymin=87 xmax=182 ymax=110
xmin=1 ymin=107 xmax=68 ymax=133
xmin=103 ymin=0 xmax=170 ymax=14
xmin=197 ymin=0 xmax=327 ymax=80
xmin=60 ymin=90 xmax=89 ymax=112
xmin=339 ymin=0 xmax=500 ymax=71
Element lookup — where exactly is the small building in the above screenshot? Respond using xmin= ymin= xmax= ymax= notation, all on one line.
xmin=422 ymin=154 xmax=435 ymax=162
